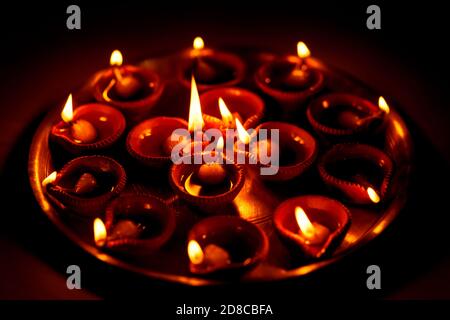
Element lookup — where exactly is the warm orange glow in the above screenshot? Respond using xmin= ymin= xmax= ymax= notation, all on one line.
xmin=193 ymin=36 xmax=205 ymax=50
xmin=188 ymin=75 xmax=204 ymax=132
xmin=217 ymin=136 xmax=224 ymax=152
xmin=378 ymin=96 xmax=390 ymax=114
xmin=42 ymin=171 xmax=57 ymax=188
xmin=218 ymin=97 xmax=234 ymax=126
xmin=295 ymin=206 xmax=316 ymax=238
xmin=297 ymin=41 xmax=311 ymax=59
xmin=93 ymin=218 xmax=107 ymax=247
xmin=110 ymin=50 xmax=123 ymax=66
xmin=187 ymin=240 xmax=204 ymax=265
xmin=61 ymin=94 xmax=74 ymax=123
xmin=235 ymin=118 xmax=250 ymax=144
xmin=367 ymin=187 xmax=380 ymax=203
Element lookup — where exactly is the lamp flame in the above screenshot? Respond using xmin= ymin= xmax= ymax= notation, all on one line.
xmin=193 ymin=36 xmax=205 ymax=50
xmin=295 ymin=206 xmax=316 ymax=238
xmin=378 ymin=96 xmax=390 ymax=114
xmin=218 ymin=97 xmax=234 ymax=126
xmin=217 ymin=136 xmax=224 ymax=152
xmin=61 ymin=94 xmax=74 ymax=123
xmin=42 ymin=171 xmax=57 ymax=188
xmin=367 ymin=187 xmax=381 ymax=203
xmin=188 ymin=75 xmax=204 ymax=132
xmin=187 ymin=240 xmax=204 ymax=265
xmin=93 ymin=218 xmax=107 ymax=247
xmin=110 ymin=50 xmax=123 ymax=66
xmin=297 ymin=41 xmax=311 ymax=59
xmin=236 ymin=118 xmax=250 ymax=144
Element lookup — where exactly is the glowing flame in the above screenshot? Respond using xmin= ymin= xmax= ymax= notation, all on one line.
xmin=236 ymin=118 xmax=250 ymax=144
xmin=188 ymin=75 xmax=204 ymax=132
xmin=367 ymin=187 xmax=380 ymax=203
xmin=378 ymin=96 xmax=390 ymax=114
xmin=295 ymin=206 xmax=316 ymax=238
xmin=110 ymin=50 xmax=123 ymax=66
xmin=187 ymin=240 xmax=204 ymax=265
xmin=42 ymin=171 xmax=57 ymax=188
xmin=297 ymin=41 xmax=311 ymax=59
xmin=93 ymin=218 xmax=107 ymax=247
xmin=61 ymin=94 xmax=74 ymax=123
xmin=217 ymin=136 xmax=224 ymax=152
xmin=218 ymin=97 xmax=234 ymax=126
xmin=193 ymin=36 xmax=205 ymax=50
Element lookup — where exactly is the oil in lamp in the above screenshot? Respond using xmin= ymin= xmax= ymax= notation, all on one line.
xmin=179 ymin=36 xmax=246 ymax=92
xmin=42 ymin=156 xmax=127 ymax=216
xmin=318 ymin=143 xmax=393 ymax=204
xmin=255 ymin=41 xmax=324 ymax=111
xmin=50 ymin=94 xmax=126 ymax=154
xmin=93 ymin=193 xmax=176 ymax=254
xmin=307 ymin=94 xmax=390 ymax=140
xmin=274 ymin=195 xmax=351 ymax=258
xmin=93 ymin=49 xmax=164 ymax=122
xmin=187 ymin=216 xmax=269 ymax=275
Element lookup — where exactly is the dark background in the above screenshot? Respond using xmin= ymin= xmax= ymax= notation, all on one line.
xmin=0 ymin=0 xmax=449 ymax=305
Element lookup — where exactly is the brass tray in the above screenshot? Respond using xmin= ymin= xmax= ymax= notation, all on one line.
xmin=28 ymin=48 xmax=413 ymax=285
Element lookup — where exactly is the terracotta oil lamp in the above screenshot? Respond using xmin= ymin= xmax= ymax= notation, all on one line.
xmin=50 ymin=94 xmax=126 ymax=154
xmin=255 ymin=41 xmax=324 ymax=112
xmin=307 ymin=94 xmax=390 ymax=140
xmin=318 ymin=143 xmax=393 ymax=205
xmin=93 ymin=50 xmax=164 ymax=122
xmin=41 ymin=156 xmax=127 ymax=216
xmin=93 ymin=193 xmax=176 ymax=254
xmin=274 ymin=195 xmax=351 ymax=259
xmin=179 ymin=37 xmax=246 ymax=92
xmin=187 ymin=216 xmax=269 ymax=275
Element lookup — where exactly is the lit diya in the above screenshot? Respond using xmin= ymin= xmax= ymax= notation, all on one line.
xmin=200 ymin=87 xmax=265 ymax=131
xmin=307 ymin=94 xmax=390 ymax=139
xmin=251 ymin=121 xmax=317 ymax=181
xmin=41 ymin=156 xmax=127 ymax=216
xmin=93 ymin=50 xmax=164 ymax=122
xmin=255 ymin=41 xmax=324 ymax=111
xmin=318 ymin=143 xmax=393 ymax=204
xmin=93 ymin=193 xmax=176 ymax=254
xmin=50 ymin=94 xmax=126 ymax=154
xmin=187 ymin=216 xmax=269 ymax=275
xmin=274 ymin=195 xmax=351 ymax=259
xmin=179 ymin=37 xmax=246 ymax=92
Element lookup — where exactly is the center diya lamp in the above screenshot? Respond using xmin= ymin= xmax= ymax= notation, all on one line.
xmin=318 ymin=143 xmax=394 ymax=205
xmin=50 ymin=94 xmax=126 ymax=154
xmin=93 ymin=193 xmax=176 ymax=254
xmin=255 ymin=41 xmax=324 ymax=112
xmin=93 ymin=50 xmax=164 ymax=122
xmin=307 ymin=94 xmax=390 ymax=140
xmin=41 ymin=156 xmax=127 ymax=216
xmin=274 ymin=195 xmax=351 ymax=259
xmin=186 ymin=216 xmax=269 ymax=275
xmin=178 ymin=37 xmax=246 ymax=92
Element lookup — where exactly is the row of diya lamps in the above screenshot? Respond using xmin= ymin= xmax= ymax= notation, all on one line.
xmin=41 ymin=37 xmax=394 ymax=275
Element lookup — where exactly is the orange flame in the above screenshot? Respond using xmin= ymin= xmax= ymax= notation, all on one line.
xmin=93 ymin=218 xmax=107 ymax=247
xmin=188 ymin=76 xmax=204 ymax=132
xmin=378 ymin=96 xmax=390 ymax=114
xmin=367 ymin=187 xmax=380 ymax=203
xmin=110 ymin=50 xmax=123 ymax=66
xmin=235 ymin=118 xmax=250 ymax=144
xmin=297 ymin=41 xmax=311 ymax=59
xmin=187 ymin=240 xmax=204 ymax=265
xmin=295 ymin=206 xmax=316 ymax=238
xmin=42 ymin=171 xmax=57 ymax=188
xmin=217 ymin=136 xmax=224 ymax=152
xmin=218 ymin=97 xmax=234 ymax=127
xmin=61 ymin=94 xmax=73 ymax=123
xmin=193 ymin=36 xmax=205 ymax=50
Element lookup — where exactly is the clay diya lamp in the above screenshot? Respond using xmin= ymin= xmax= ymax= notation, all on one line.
xmin=318 ymin=143 xmax=394 ymax=205
xmin=93 ymin=193 xmax=176 ymax=254
xmin=246 ymin=121 xmax=317 ymax=181
xmin=255 ymin=41 xmax=324 ymax=112
xmin=169 ymin=151 xmax=245 ymax=210
xmin=187 ymin=216 xmax=269 ymax=275
xmin=200 ymin=87 xmax=265 ymax=131
xmin=41 ymin=156 xmax=127 ymax=216
xmin=178 ymin=37 xmax=246 ymax=92
xmin=307 ymin=94 xmax=390 ymax=140
xmin=93 ymin=50 xmax=164 ymax=122
xmin=50 ymin=94 xmax=126 ymax=154
xmin=274 ymin=195 xmax=351 ymax=259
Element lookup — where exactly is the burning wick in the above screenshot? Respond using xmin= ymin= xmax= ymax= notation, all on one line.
xmin=110 ymin=49 xmax=141 ymax=99
xmin=193 ymin=36 xmax=205 ymax=52
xmin=191 ymin=36 xmax=216 ymax=82
xmin=295 ymin=206 xmax=330 ymax=245
xmin=93 ymin=218 xmax=107 ymax=247
xmin=61 ymin=94 xmax=97 ymax=144
xmin=235 ymin=118 xmax=250 ymax=145
xmin=367 ymin=187 xmax=381 ymax=203
xmin=378 ymin=96 xmax=390 ymax=114
xmin=42 ymin=171 xmax=57 ymax=188
xmin=187 ymin=240 xmax=230 ymax=268
xmin=218 ymin=98 xmax=242 ymax=128
xmin=93 ymin=218 xmax=143 ymax=248
xmin=285 ymin=41 xmax=312 ymax=87
xmin=188 ymin=75 xmax=205 ymax=133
